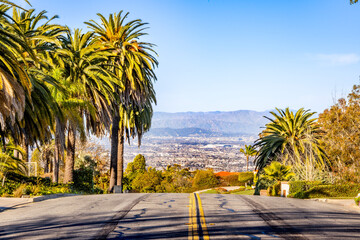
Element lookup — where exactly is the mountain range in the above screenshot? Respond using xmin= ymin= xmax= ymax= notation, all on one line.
xmin=148 ymin=110 xmax=272 ymax=137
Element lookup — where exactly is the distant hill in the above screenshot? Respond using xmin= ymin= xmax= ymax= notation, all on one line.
xmin=149 ymin=110 xmax=271 ymax=136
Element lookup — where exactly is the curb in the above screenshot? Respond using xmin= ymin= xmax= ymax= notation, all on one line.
xmin=0 ymin=194 xmax=78 ymax=212
xmin=307 ymin=198 xmax=360 ymax=212
xmin=32 ymin=193 xmax=78 ymax=202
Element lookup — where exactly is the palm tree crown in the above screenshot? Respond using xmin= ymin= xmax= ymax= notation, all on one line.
xmin=254 ymin=108 xmax=326 ymax=171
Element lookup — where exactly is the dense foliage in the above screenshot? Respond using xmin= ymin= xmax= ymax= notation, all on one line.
xmin=318 ymin=85 xmax=360 ymax=183
xmin=0 ymin=1 xmax=157 ymax=192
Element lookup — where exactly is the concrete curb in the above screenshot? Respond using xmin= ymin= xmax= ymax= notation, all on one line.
xmin=307 ymin=198 xmax=360 ymax=212
xmin=0 ymin=194 xmax=78 ymax=212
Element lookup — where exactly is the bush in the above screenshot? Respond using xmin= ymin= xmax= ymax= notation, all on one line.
xmin=269 ymin=182 xmax=281 ymax=196
xmin=305 ymin=184 xmax=360 ymax=198
xmin=354 ymin=195 xmax=360 ymax=206
xmin=238 ymin=172 xmax=254 ymax=184
xmin=221 ymin=174 xmax=242 ymax=186
xmin=13 ymin=184 xmax=27 ymax=198
xmin=289 ymin=181 xmax=322 ymax=194
xmin=73 ymin=168 xmax=94 ymax=193
xmin=192 ymin=169 xmax=219 ymax=190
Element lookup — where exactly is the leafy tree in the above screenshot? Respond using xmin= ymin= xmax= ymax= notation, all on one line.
xmin=238 ymin=172 xmax=254 ymax=185
xmin=131 ymin=167 xmax=162 ymax=193
xmin=351 ymin=0 xmax=358 ymax=4
xmin=125 ymin=154 xmax=146 ymax=175
xmin=318 ymin=84 xmax=360 ymax=183
xmin=240 ymin=145 xmax=257 ymax=172
xmin=192 ymin=169 xmax=219 ymax=190
xmin=160 ymin=164 xmax=192 ymax=192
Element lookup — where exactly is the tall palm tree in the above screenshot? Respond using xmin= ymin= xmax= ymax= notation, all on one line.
xmin=240 ymin=145 xmax=257 ymax=172
xmin=55 ymin=29 xmax=116 ymax=183
xmin=254 ymin=108 xmax=326 ymax=172
xmin=6 ymin=8 xmax=66 ymax=162
xmin=85 ymin=12 xmax=158 ymax=192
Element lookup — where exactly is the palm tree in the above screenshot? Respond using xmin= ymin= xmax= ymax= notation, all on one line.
xmin=0 ymin=4 xmax=34 ymax=139
xmin=240 ymin=145 xmax=257 ymax=172
xmin=6 ymin=8 xmax=66 ymax=162
xmin=0 ymin=141 xmax=26 ymax=186
xmin=254 ymin=108 xmax=326 ymax=172
xmin=54 ymin=29 xmax=116 ymax=183
xmin=262 ymin=161 xmax=294 ymax=182
xmin=85 ymin=12 xmax=158 ymax=192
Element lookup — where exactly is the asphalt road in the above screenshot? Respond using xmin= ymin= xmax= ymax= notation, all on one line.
xmin=1 ymin=193 xmax=360 ymax=239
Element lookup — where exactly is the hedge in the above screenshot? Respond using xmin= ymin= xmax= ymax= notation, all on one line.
xmin=305 ymin=184 xmax=360 ymax=198
xmin=289 ymin=181 xmax=322 ymax=194
xmin=289 ymin=183 xmax=360 ymax=199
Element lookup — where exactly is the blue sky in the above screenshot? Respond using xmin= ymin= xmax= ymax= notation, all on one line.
xmin=14 ymin=0 xmax=360 ymax=113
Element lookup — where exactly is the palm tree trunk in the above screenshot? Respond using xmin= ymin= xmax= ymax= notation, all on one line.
xmin=116 ymin=122 xmax=124 ymax=192
xmin=53 ymin=119 xmax=62 ymax=183
xmin=54 ymin=136 xmax=60 ymax=183
xmin=64 ymin=125 xmax=76 ymax=183
xmin=109 ymin=114 xmax=119 ymax=192
xmin=1 ymin=132 xmax=6 ymax=152
xmin=246 ymin=155 xmax=249 ymax=172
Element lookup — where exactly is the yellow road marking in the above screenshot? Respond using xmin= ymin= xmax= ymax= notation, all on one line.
xmin=196 ymin=193 xmax=209 ymax=240
xmin=188 ymin=193 xmax=210 ymax=240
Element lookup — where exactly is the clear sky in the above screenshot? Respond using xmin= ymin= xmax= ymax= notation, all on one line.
xmin=14 ymin=0 xmax=360 ymax=113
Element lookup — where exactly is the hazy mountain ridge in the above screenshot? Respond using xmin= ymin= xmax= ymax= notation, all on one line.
xmin=149 ymin=110 xmax=271 ymax=135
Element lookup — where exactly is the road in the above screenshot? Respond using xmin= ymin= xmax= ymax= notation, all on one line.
xmin=1 ymin=193 xmax=360 ymax=239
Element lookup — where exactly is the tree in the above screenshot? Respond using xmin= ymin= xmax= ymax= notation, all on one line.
xmin=55 ymin=29 xmax=116 ymax=183
xmin=131 ymin=167 xmax=162 ymax=193
xmin=0 ymin=142 xmax=26 ymax=185
xmin=0 ymin=3 xmax=34 ymax=141
xmin=254 ymin=108 xmax=326 ymax=172
xmin=239 ymin=145 xmax=257 ymax=172
xmin=351 ymin=0 xmax=358 ymax=4
xmin=7 ymin=7 xmax=66 ymax=163
xmin=85 ymin=12 xmax=158 ymax=192
xmin=192 ymin=169 xmax=219 ymax=190
xmin=318 ymin=84 xmax=360 ymax=183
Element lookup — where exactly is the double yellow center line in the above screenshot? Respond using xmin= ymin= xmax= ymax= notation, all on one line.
xmin=188 ymin=193 xmax=209 ymax=240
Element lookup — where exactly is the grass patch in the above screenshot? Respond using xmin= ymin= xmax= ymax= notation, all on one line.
xmin=200 ymin=189 xmax=219 ymax=194
xmin=200 ymin=188 xmax=255 ymax=195
xmin=231 ymin=190 xmax=255 ymax=195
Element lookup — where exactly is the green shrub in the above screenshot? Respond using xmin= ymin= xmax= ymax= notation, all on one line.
xmin=289 ymin=181 xmax=322 ymax=194
xmin=238 ymin=172 xmax=254 ymax=184
xmin=354 ymin=195 xmax=360 ymax=206
xmin=192 ymin=169 xmax=219 ymax=190
xmin=270 ymin=182 xmax=281 ymax=196
xmin=221 ymin=174 xmax=242 ymax=186
xmin=305 ymin=184 xmax=360 ymax=198
xmin=73 ymin=168 xmax=94 ymax=193
xmin=288 ymin=191 xmax=309 ymax=199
